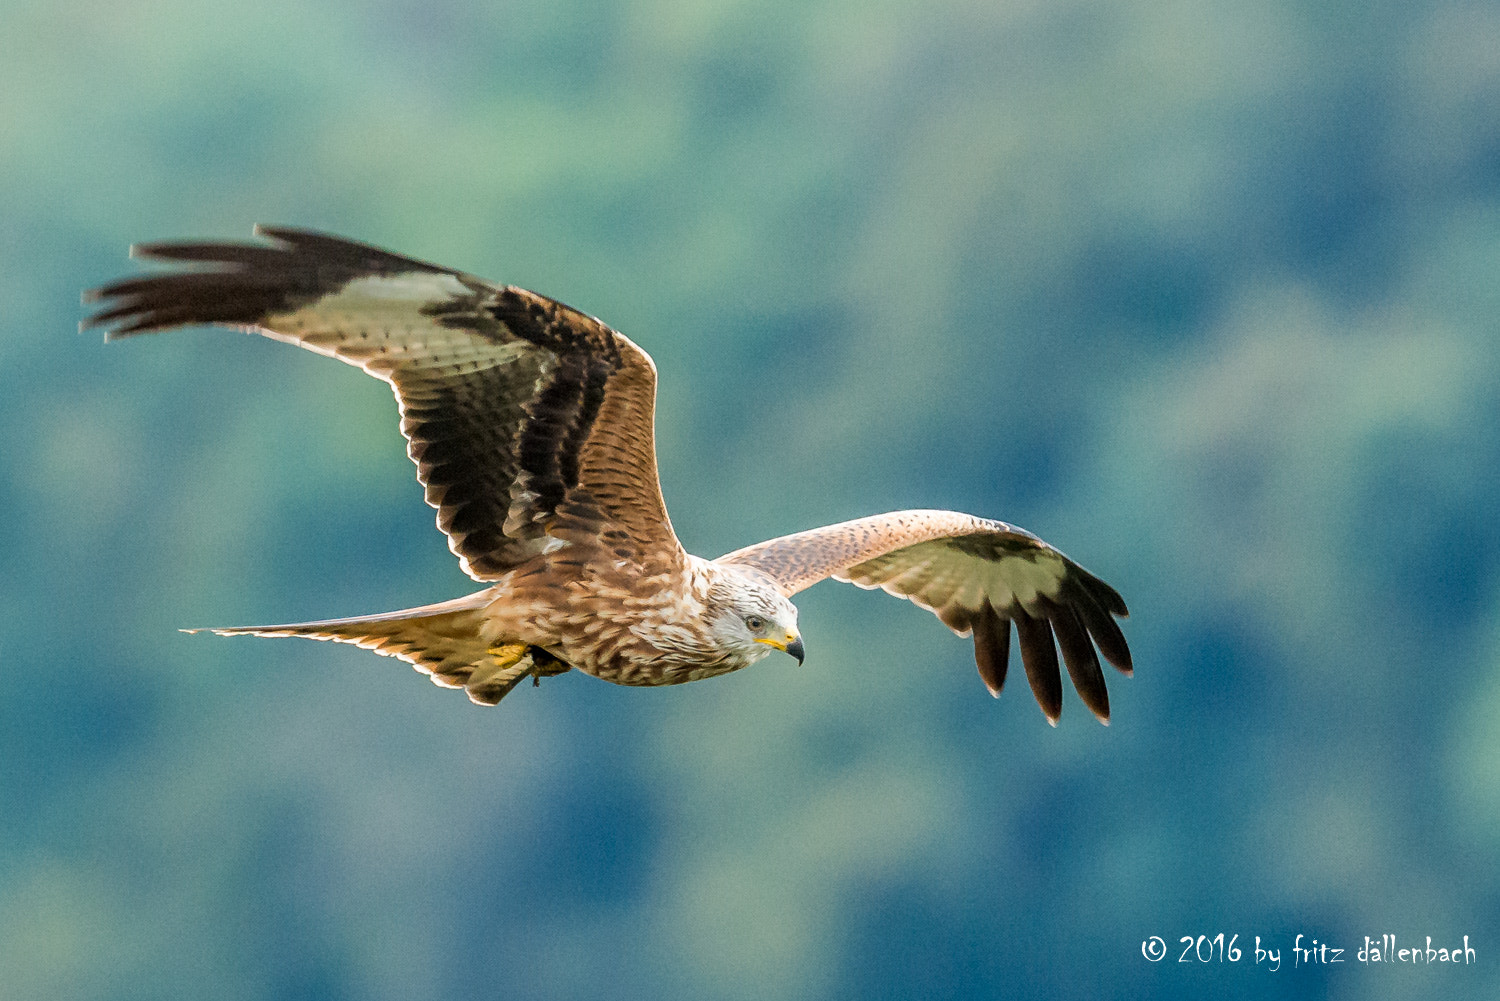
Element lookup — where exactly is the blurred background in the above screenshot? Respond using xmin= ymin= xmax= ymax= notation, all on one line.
xmin=4 ymin=0 xmax=1499 ymax=998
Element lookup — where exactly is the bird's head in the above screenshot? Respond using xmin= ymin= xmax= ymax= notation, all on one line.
xmin=704 ymin=563 xmax=803 ymax=666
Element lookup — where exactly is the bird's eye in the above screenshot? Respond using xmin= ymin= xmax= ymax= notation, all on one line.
xmin=744 ymin=615 xmax=766 ymax=631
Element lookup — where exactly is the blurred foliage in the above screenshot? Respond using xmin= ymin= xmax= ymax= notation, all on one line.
xmin=4 ymin=0 xmax=1500 ymax=998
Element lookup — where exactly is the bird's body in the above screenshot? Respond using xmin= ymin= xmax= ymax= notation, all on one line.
xmin=86 ymin=226 xmax=1132 ymax=723
xmin=248 ymin=554 xmax=786 ymax=703
xmin=477 ymin=554 xmax=793 ymax=686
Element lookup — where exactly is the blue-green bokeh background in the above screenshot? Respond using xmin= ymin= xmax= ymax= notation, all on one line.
xmin=6 ymin=1 xmax=1500 ymax=997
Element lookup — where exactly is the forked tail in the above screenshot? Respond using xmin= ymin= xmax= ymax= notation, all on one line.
xmin=187 ymin=591 xmax=569 ymax=705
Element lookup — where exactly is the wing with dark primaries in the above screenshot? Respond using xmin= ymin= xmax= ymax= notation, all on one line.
xmin=717 ymin=510 xmax=1132 ymax=724
xmin=83 ymin=226 xmax=683 ymax=579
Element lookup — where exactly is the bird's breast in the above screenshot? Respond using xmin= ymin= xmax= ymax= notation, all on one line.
xmin=496 ymin=563 xmax=733 ymax=687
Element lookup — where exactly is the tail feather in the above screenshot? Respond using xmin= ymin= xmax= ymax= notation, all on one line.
xmin=186 ymin=591 xmax=568 ymax=705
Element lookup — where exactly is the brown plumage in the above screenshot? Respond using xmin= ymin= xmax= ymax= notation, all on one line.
xmin=84 ymin=226 xmax=1133 ymax=724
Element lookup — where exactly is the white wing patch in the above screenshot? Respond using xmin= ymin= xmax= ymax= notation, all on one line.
xmin=837 ymin=539 xmax=1069 ymax=633
xmin=257 ymin=271 xmax=528 ymax=385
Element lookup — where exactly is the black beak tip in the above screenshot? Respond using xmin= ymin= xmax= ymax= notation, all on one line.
xmin=786 ymin=637 xmax=805 ymax=665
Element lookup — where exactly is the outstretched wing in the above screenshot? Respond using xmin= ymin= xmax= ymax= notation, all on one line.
xmin=84 ymin=226 xmax=683 ymax=579
xmin=716 ymin=510 xmax=1131 ymax=724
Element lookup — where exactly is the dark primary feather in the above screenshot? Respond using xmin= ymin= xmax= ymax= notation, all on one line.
xmin=1045 ymin=598 xmax=1110 ymax=722
xmin=1012 ymin=610 xmax=1063 ymax=724
xmin=1062 ymin=575 xmax=1133 ymax=674
xmin=970 ymin=601 xmax=1011 ymax=697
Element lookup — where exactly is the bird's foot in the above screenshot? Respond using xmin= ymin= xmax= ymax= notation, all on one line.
xmin=529 ymin=646 xmax=568 ymax=686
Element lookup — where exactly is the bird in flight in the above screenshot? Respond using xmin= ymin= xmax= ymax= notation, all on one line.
xmin=85 ymin=226 xmax=1132 ymax=723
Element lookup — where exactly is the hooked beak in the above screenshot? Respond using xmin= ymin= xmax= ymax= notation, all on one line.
xmin=756 ymin=632 xmax=805 ymax=665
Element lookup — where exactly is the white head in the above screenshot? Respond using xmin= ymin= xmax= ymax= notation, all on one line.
xmin=704 ymin=563 xmax=803 ymax=668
